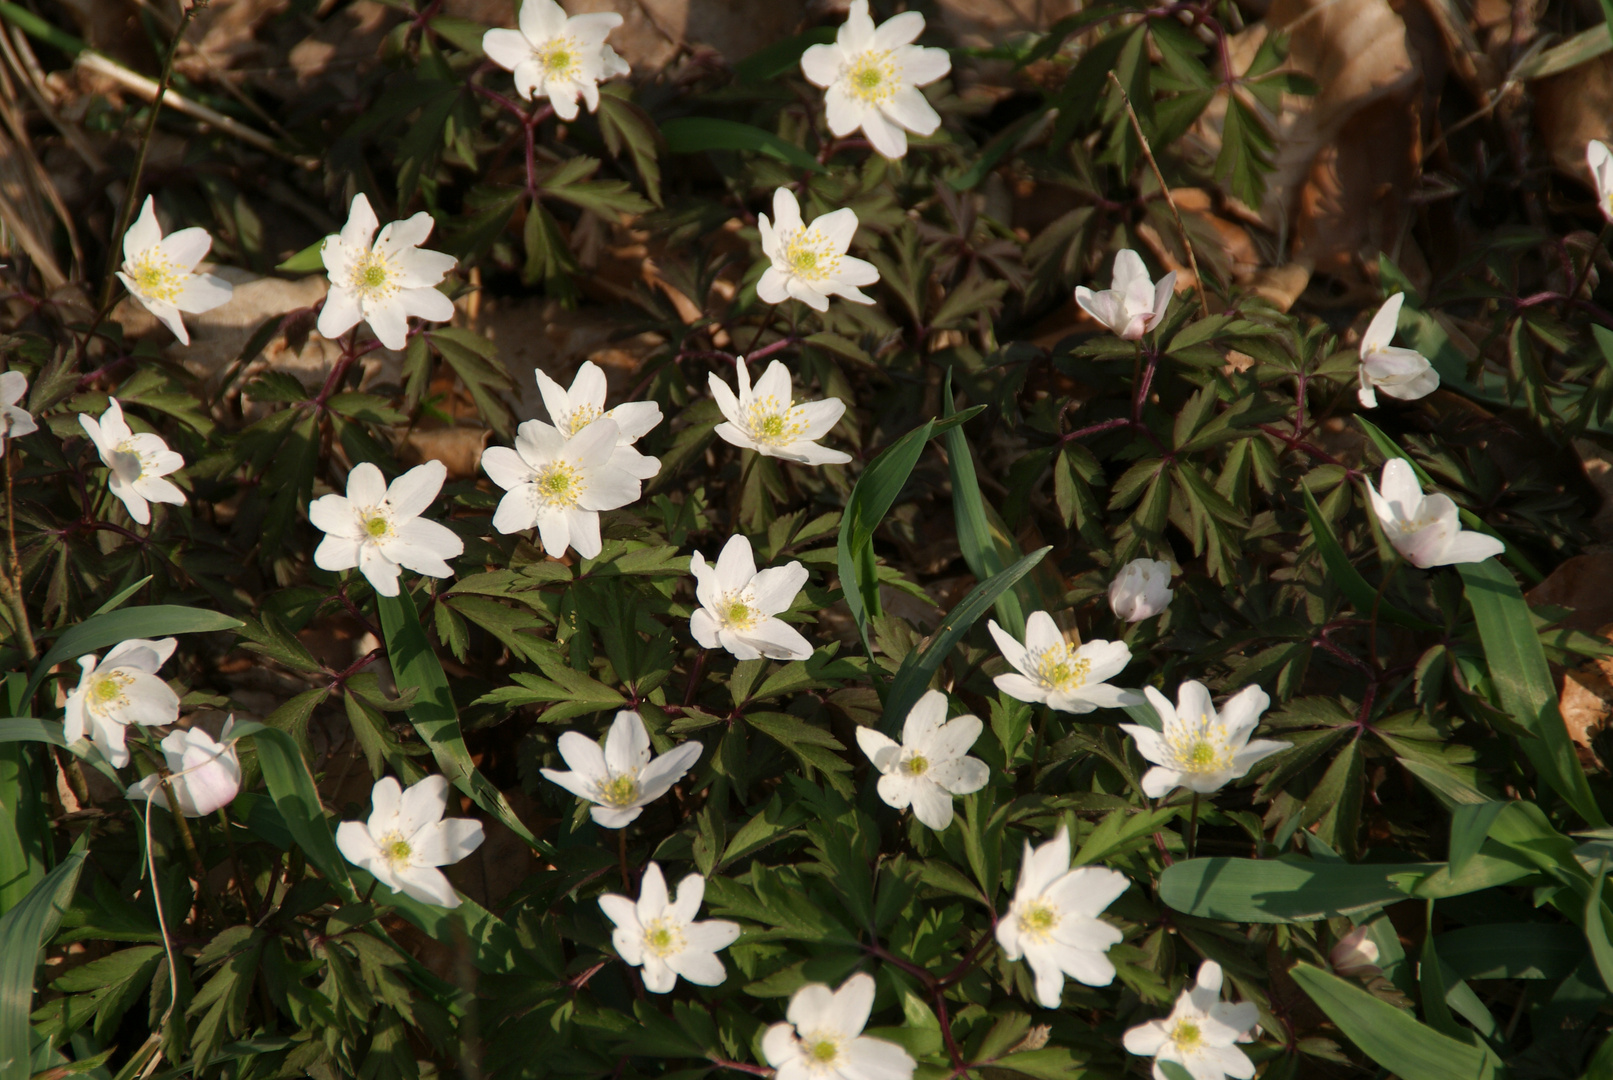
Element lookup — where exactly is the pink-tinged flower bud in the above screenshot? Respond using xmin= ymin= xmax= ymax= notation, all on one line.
xmin=1331 ymin=925 xmax=1382 ymax=977
xmin=126 ymin=717 xmax=242 ymax=817
xmin=1108 ymin=558 xmax=1173 ymax=622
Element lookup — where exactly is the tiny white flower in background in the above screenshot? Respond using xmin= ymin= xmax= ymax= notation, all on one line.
xmin=1109 ymin=558 xmax=1174 ymax=622
xmin=1122 ymin=961 xmax=1259 ymax=1080
xmin=336 ymin=775 xmax=486 ymax=908
xmin=1119 ymin=681 xmax=1285 ymax=799
xmin=709 ymin=357 xmax=851 ymax=466
xmin=1330 ymin=925 xmax=1382 ymax=978
xmin=762 ymin=972 xmax=916 ymax=1080
xmin=689 ymin=533 xmax=813 ymax=661
xmin=63 ymin=638 xmax=180 ymax=769
xmin=541 ymin=710 xmax=702 ymax=828
xmin=1366 ymin=458 xmax=1505 ymax=568
xmin=1590 ymin=140 xmax=1613 ymax=221
xmin=116 ymin=195 xmax=233 ymax=346
xmin=310 ymin=460 xmax=464 ymax=597
xmin=0 ymin=371 xmax=37 ymax=454
xmin=79 ymin=398 xmax=186 ymax=525
xmin=757 ymin=188 xmax=879 ymax=312
xmin=1356 ymin=293 xmax=1438 ymax=409
xmin=996 ymin=824 xmax=1129 ymax=1009
xmin=482 ymin=0 xmax=629 ymax=120
xmin=1075 ymin=249 xmax=1176 ymax=341
xmin=317 ymin=193 xmax=456 ymax=351
xmin=597 ymin=862 xmax=740 ymax=993
xmin=800 ymin=0 xmax=951 ymax=160
xmin=988 ymin=612 xmax=1140 ymax=714
xmin=855 ymin=689 xmax=987 ymax=830
xmin=535 ymin=360 xmax=662 ymax=480
xmin=126 ymin=717 xmax=242 ymax=817
xmin=480 ymin=416 xmax=641 ymax=558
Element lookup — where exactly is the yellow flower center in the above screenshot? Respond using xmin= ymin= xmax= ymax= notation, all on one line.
xmin=1170 ymin=1020 xmax=1202 ymax=1048
xmin=348 ymin=250 xmax=397 ymax=300
xmin=1185 ymin=740 xmax=1218 ymax=769
xmin=1169 ymin=715 xmax=1232 ymax=773
xmin=718 ymin=595 xmax=760 ymax=631
xmin=376 ymin=832 xmax=413 ymax=869
xmin=598 ymin=773 xmax=640 ymax=808
xmin=803 ymin=1034 xmax=844 ymax=1068
xmin=902 ymin=754 xmax=929 ymax=776
xmin=90 ymin=673 xmax=126 ymax=705
xmin=127 ymin=252 xmax=185 ymax=304
xmin=642 ymin=918 xmax=685 ymax=958
xmin=561 ymin=403 xmax=603 ymax=437
xmin=538 ymin=36 xmax=579 ymax=77
xmin=1032 ymin=646 xmax=1090 ymax=692
xmin=1017 ymin=901 xmax=1059 ymax=940
xmin=364 ymin=515 xmax=391 ymax=538
xmin=533 ymin=461 xmax=585 ymax=508
xmin=845 ymin=52 xmax=899 ymax=104
xmin=778 ymin=229 xmax=840 ymax=281
xmin=387 ymin=839 xmax=412 ymax=863
xmin=741 ymin=395 xmax=807 ymax=447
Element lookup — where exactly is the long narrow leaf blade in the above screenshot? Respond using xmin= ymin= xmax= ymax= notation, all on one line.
xmin=26 ymin=608 xmax=243 ymax=701
xmin=941 ymin=370 xmax=1024 ymax=637
xmin=1301 ymin=484 xmax=1436 ymax=631
xmin=252 ymin=726 xmax=354 ymax=898
xmin=0 ymin=833 xmax=87 ymax=1080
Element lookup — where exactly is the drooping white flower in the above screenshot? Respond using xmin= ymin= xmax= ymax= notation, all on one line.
xmin=1590 ymin=140 xmax=1613 ymax=221
xmin=1109 ymin=558 xmax=1174 ymax=623
xmin=116 ymin=196 xmax=233 ymax=346
xmin=762 ymin=973 xmax=916 ymax=1080
xmin=63 ymin=638 xmax=180 ymax=769
xmin=855 ymin=689 xmax=987 ymax=830
xmin=540 ymin=710 xmax=702 ymax=828
xmin=1356 ymin=293 xmax=1438 ymax=408
xmin=480 ymin=417 xmax=641 ymax=558
xmin=988 ymin=612 xmax=1139 ymax=714
xmin=757 ymin=188 xmax=879 ymax=312
xmin=0 ymin=371 xmax=38 ymax=455
xmin=482 ymin=0 xmax=629 ymax=120
xmin=689 ymin=533 xmax=813 ymax=662
xmin=1366 ymin=458 xmax=1505 ymax=568
xmin=317 ymin=193 xmax=456 ymax=351
xmin=1074 ymin=249 xmax=1176 ymax=341
xmin=996 ymin=825 xmax=1129 ymax=1009
xmin=126 ymin=717 xmax=242 ymax=817
xmin=1122 ymin=961 xmax=1259 ymax=1080
xmin=336 ymin=775 xmax=486 ymax=908
xmin=78 ymin=398 xmax=186 ymax=525
xmin=535 ymin=360 xmax=662 ymax=480
xmin=598 ymin=862 xmax=740 ymax=993
xmin=709 ymin=357 xmax=851 ymax=466
xmin=800 ymin=0 xmax=951 ymax=160
xmin=1330 ymin=925 xmax=1382 ymax=978
xmin=1119 ymin=682 xmax=1286 ymax=799
xmin=309 ymin=460 xmax=464 ymax=597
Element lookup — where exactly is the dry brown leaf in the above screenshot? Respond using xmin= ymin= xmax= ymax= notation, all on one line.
xmin=1534 ymin=53 xmax=1613 ymax=185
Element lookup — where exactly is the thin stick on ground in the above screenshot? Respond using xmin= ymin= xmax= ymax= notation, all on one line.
xmin=1106 ymin=71 xmax=1211 ymax=319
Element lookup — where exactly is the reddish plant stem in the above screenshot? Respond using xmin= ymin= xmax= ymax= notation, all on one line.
xmin=707 ymin=1059 xmax=772 ymax=1077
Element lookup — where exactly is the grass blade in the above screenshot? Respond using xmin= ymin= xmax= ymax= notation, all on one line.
xmin=25 ymin=607 xmax=243 ymax=702
xmin=941 ymin=369 xmax=1026 ymax=638
xmin=251 ymin=726 xmax=354 ymax=899
xmin=0 ymin=832 xmax=87 ymax=1080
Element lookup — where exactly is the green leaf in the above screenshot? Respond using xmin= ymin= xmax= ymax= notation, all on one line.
xmin=1435 ymin=923 xmax=1586 ymax=981
xmin=1300 ymin=483 xmax=1436 ymax=631
xmin=732 ymin=26 xmax=837 ymax=82
xmin=882 ymin=547 xmax=1052 ymax=733
xmin=661 ymin=117 xmax=825 ymax=173
xmin=27 ymin=607 xmax=243 ymax=702
xmin=1587 ymin=858 xmax=1613 ymax=993
xmin=1458 ymin=559 xmax=1606 ymax=826
xmin=0 ymin=833 xmax=87 ymax=1080
xmin=251 ymin=726 xmax=353 ymax=898
xmin=377 ymin=590 xmax=552 ymax=855
xmin=1158 ymin=857 xmax=1441 ymax=923
xmin=275 ymin=240 xmax=325 ymax=273
xmin=0 ymin=718 xmax=63 ymax=747
xmin=1447 ymin=801 xmax=1505 ymax=877
xmin=1288 ymin=963 xmax=1506 ymax=1080
xmin=941 ymin=369 xmax=1025 ymax=637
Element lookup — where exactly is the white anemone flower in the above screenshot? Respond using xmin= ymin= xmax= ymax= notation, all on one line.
xmin=482 ymin=0 xmax=629 ymax=120
xmin=800 ymin=0 xmax=951 ymax=160
xmin=757 ymin=188 xmax=879 ymax=311
xmin=535 ymin=360 xmax=662 ymax=480
xmin=1122 ymin=961 xmax=1259 ymax=1080
xmin=1590 ymin=140 xmax=1613 ymax=221
xmin=996 ymin=825 xmax=1129 ymax=1009
xmin=127 ymin=717 xmax=242 ymax=817
xmin=1356 ymin=293 xmax=1438 ymax=408
xmin=540 ymin=710 xmax=702 ymax=828
xmin=116 ymin=196 xmax=233 ymax=346
xmin=988 ymin=612 xmax=1140 ymax=714
xmin=63 ymin=638 xmax=180 ymax=769
xmin=1120 ymin=682 xmax=1285 ymax=799
xmin=597 ymin=862 xmax=740 ymax=993
xmin=855 ymin=689 xmax=988 ymax=830
xmin=310 ymin=460 xmax=464 ymax=597
xmin=1075 ymin=249 xmax=1176 ymax=341
xmin=480 ymin=417 xmax=641 ymax=558
xmin=1366 ymin=458 xmax=1505 ymax=568
xmin=709 ymin=357 xmax=851 ymax=466
xmin=0 ymin=371 xmax=38 ymax=454
xmin=336 ymin=775 xmax=486 ymax=908
xmin=762 ymin=973 xmax=916 ymax=1080
xmin=79 ymin=398 xmax=186 ymax=525
xmin=317 ymin=194 xmax=456 ymax=351
xmin=689 ymin=533 xmax=813 ymax=661
xmin=1109 ymin=558 xmax=1174 ymax=623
